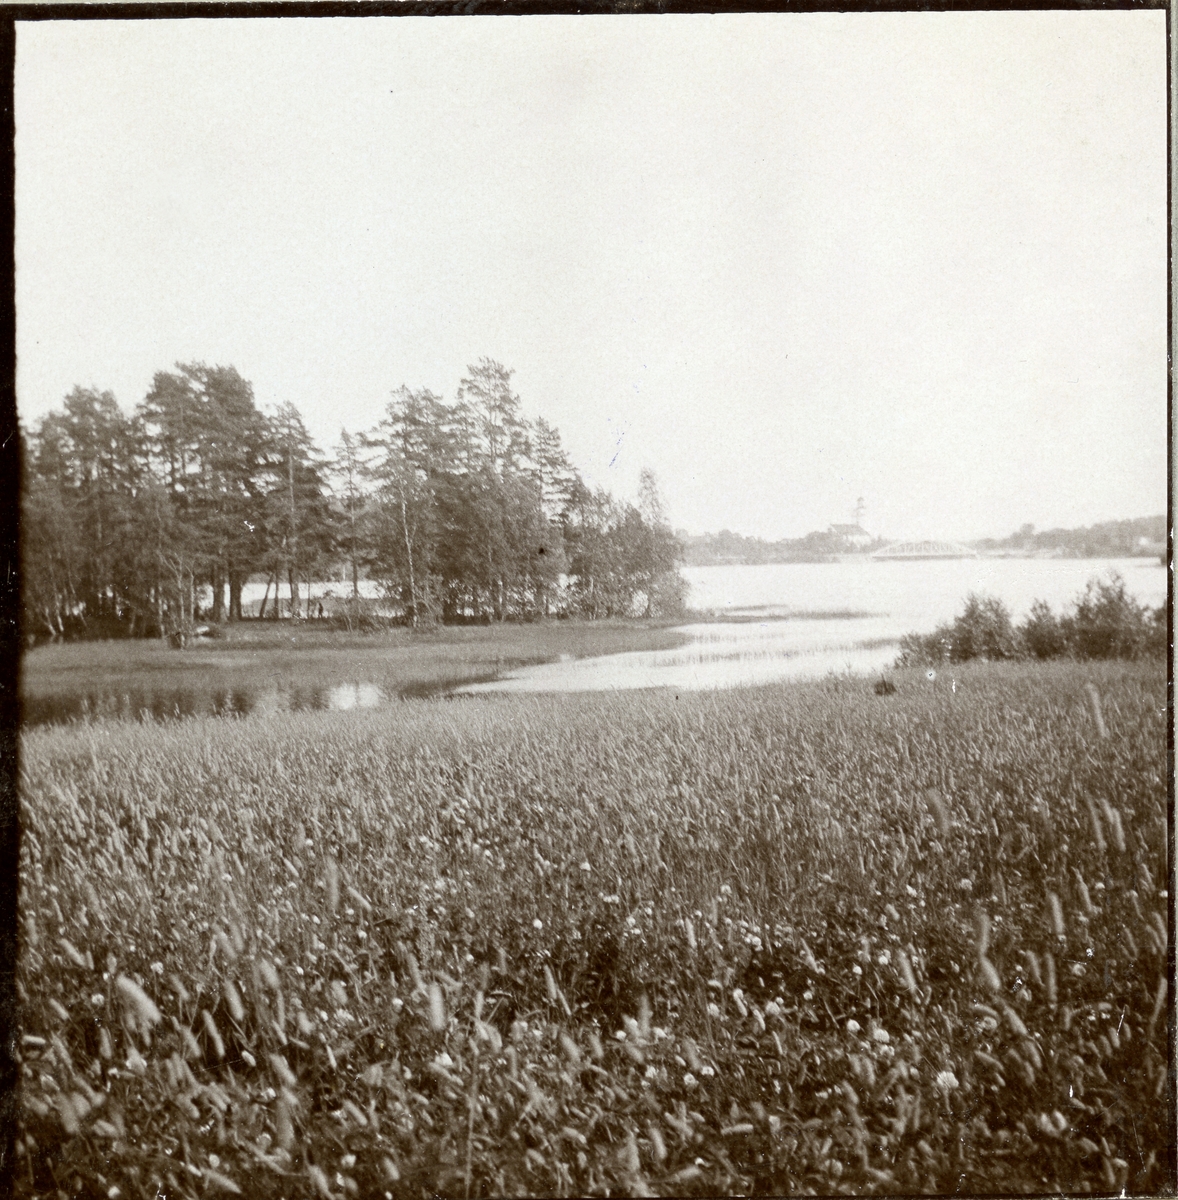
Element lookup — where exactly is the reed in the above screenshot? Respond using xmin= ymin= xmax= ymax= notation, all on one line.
xmin=16 ymin=658 xmax=1171 ymax=1196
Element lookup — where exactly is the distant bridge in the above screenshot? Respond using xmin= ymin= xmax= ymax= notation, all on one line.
xmin=872 ymin=540 xmax=979 ymax=561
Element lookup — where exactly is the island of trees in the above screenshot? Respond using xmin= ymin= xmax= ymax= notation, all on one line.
xmin=22 ymin=359 xmax=684 ymax=643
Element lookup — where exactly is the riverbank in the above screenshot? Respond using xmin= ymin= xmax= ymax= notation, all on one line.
xmin=20 ymin=620 xmax=694 ymax=725
xmin=18 ymin=660 xmax=1171 ymax=1195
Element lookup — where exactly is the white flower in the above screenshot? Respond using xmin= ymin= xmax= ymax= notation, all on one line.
xmin=150 ymin=962 xmax=164 ymax=976
xmin=683 ymin=1072 xmax=698 ymax=1089
xmin=926 ymin=669 xmax=937 ymax=681
xmin=935 ymin=1070 xmax=959 ymax=1092
xmin=707 ymin=1002 xmax=721 ymax=1018
xmin=580 ymin=861 xmax=591 ymax=871
xmin=846 ymin=1019 xmax=861 ymax=1034
xmin=533 ymin=919 xmax=543 ymax=931
xmin=872 ymin=1028 xmax=890 ymax=1043
xmin=876 ymin=951 xmax=891 ymax=966
xmin=700 ymin=1065 xmax=715 ymax=1077
xmin=644 ymin=1065 xmax=657 ymax=1079
xmin=91 ymin=993 xmax=104 ymax=1006
xmin=958 ymin=879 xmax=973 ymax=892
xmin=341 ymin=1154 xmax=356 ymax=1168
xmin=803 ymin=990 xmax=814 ymax=1001
xmin=209 ymin=1154 xmax=220 ymax=1168
xmin=764 ymin=1001 xmax=781 ymax=1017
xmin=852 ymin=964 xmax=863 ymax=976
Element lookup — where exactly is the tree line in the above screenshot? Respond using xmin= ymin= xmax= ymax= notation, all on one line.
xmin=22 ymin=359 xmax=685 ymax=643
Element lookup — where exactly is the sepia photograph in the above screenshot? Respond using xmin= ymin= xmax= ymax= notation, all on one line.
xmin=11 ymin=7 xmax=1172 ymax=1197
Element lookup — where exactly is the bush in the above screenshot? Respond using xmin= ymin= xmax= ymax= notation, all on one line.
xmin=897 ymin=574 xmax=1167 ymax=668
xmin=895 ymin=593 xmax=1016 ymax=666
xmin=1019 ymin=599 xmax=1067 ymax=660
xmin=1064 ymin=573 xmax=1165 ymax=660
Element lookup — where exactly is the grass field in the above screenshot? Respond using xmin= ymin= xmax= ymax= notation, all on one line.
xmin=16 ymin=659 xmax=1172 ymax=1196
xmin=20 ymin=621 xmax=692 ymax=723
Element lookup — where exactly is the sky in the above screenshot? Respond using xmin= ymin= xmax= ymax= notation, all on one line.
xmin=15 ymin=12 xmax=1168 ymax=542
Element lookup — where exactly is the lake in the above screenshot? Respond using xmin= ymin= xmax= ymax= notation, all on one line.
xmin=459 ymin=556 xmax=1167 ymax=694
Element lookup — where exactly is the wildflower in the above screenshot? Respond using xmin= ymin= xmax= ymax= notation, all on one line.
xmin=764 ymin=1001 xmax=781 ymax=1017
xmin=209 ymin=1155 xmax=220 ymax=1169
xmin=683 ymin=1073 xmax=698 ymax=1088
xmin=700 ymin=1065 xmax=715 ymax=1077
xmin=876 ymin=951 xmax=891 ymax=966
xmin=803 ymin=990 xmax=814 ymax=1001
xmin=872 ymin=1028 xmax=890 ymax=1044
xmin=150 ymin=962 xmax=164 ymax=976
xmin=341 ymin=1154 xmax=356 ymax=1169
xmin=958 ymin=879 xmax=973 ymax=892
xmin=852 ymin=964 xmax=863 ymax=976
xmin=707 ymin=1002 xmax=721 ymax=1018
xmin=935 ymin=1070 xmax=959 ymax=1092
xmin=720 ymin=885 xmax=731 ymax=897
xmin=846 ymin=1019 xmax=861 ymax=1034
xmin=926 ymin=669 xmax=937 ymax=681
xmin=580 ymin=861 xmax=591 ymax=871
xmin=644 ymin=1065 xmax=657 ymax=1079
xmin=91 ymin=993 xmax=104 ymax=1006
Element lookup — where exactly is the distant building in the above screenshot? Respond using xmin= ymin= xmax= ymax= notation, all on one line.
xmin=828 ymin=523 xmax=873 ymax=549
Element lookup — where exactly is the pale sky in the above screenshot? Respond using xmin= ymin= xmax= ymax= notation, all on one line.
xmin=15 ymin=12 xmax=1167 ymax=542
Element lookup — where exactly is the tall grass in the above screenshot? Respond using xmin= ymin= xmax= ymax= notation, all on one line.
xmin=16 ymin=660 xmax=1172 ymax=1196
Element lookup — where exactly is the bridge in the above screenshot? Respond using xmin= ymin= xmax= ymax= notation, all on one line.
xmin=871 ymin=540 xmax=979 ymax=561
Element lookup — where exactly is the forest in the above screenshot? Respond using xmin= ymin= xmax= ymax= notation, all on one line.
xmin=21 ymin=359 xmax=684 ymax=643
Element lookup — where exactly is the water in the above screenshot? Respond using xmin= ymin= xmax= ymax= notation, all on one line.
xmin=22 ymin=680 xmax=392 ymax=727
xmin=460 ymin=556 xmax=1167 ymax=694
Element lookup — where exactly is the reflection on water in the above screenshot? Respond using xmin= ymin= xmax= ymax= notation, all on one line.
xmin=24 ymin=681 xmax=388 ymax=728
xmin=459 ymin=617 xmax=901 ymax=694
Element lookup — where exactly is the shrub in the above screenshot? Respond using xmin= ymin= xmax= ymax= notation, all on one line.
xmin=895 ymin=594 xmax=1015 ymax=666
xmin=1064 ymin=573 xmax=1165 ymax=660
xmin=949 ymin=593 xmax=1017 ymax=661
xmin=1018 ymin=599 xmax=1067 ymax=660
xmin=898 ymin=574 xmax=1166 ymax=668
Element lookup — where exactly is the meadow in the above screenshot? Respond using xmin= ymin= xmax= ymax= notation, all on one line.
xmin=16 ymin=659 xmax=1173 ymax=1196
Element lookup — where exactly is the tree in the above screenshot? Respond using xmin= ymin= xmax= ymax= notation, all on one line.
xmin=265 ymin=403 xmax=335 ymax=619
xmin=24 ymin=388 xmax=145 ymax=637
xmin=140 ymin=363 xmax=270 ymax=622
xmin=365 ymin=387 xmax=453 ymax=624
xmin=457 ymin=359 xmax=529 ymax=475
xmin=332 ymin=429 xmax=371 ymax=602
